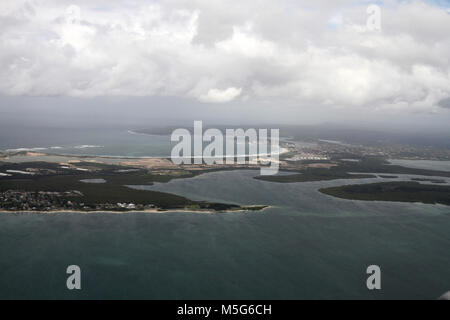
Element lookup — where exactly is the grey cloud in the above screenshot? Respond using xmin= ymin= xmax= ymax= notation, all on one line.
xmin=0 ymin=0 xmax=449 ymax=115
xmin=438 ymin=97 xmax=450 ymax=109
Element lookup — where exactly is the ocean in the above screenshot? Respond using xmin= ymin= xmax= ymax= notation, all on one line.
xmin=0 ymin=170 xmax=449 ymax=299
xmin=0 ymin=126 xmax=284 ymax=161
xmin=0 ymin=127 xmax=172 ymax=158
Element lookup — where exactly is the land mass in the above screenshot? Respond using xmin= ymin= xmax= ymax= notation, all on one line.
xmin=255 ymin=171 xmax=376 ymax=183
xmin=1 ymin=137 xmax=450 ymax=211
xmin=0 ymin=161 xmax=266 ymax=213
xmin=255 ymin=157 xmax=450 ymax=183
xmin=319 ymin=181 xmax=450 ymax=206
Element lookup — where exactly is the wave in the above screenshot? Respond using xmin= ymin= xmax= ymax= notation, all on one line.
xmin=127 ymin=130 xmax=161 ymax=137
xmin=5 ymin=147 xmax=48 ymax=152
xmin=73 ymin=145 xmax=103 ymax=149
xmin=3 ymin=145 xmax=103 ymax=153
xmin=5 ymin=146 xmax=63 ymax=152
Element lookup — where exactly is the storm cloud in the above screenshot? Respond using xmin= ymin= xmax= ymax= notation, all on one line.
xmin=0 ymin=0 xmax=450 ymax=117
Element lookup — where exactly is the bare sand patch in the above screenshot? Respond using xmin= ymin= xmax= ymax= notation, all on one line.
xmin=306 ymin=163 xmax=337 ymax=169
xmin=25 ymin=152 xmax=47 ymax=157
xmin=120 ymin=158 xmax=177 ymax=169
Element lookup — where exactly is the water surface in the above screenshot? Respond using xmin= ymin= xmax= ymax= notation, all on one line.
xmin=1 ymin=170 xmax=449 ymax=299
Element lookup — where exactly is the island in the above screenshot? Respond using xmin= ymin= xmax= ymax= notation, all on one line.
xmin=255 ymin=157 xmax=450 ymax=183
xmin=319 ymin=181 xmax=450 ymax=206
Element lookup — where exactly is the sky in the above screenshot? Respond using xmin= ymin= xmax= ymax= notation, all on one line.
xmin=0 ymin=0 xmax=450 ymax=130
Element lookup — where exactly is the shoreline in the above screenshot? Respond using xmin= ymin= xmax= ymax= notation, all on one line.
xmin=0 ymin=205 xmax=272 ymax=215
xmin=1 ymin=131 xmax=292 ymax=162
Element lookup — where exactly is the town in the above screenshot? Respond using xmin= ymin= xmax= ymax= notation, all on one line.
xmin=0 ymin=190 xmax=156 ymax=212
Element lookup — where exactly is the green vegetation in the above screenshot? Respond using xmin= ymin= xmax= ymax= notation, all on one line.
xmin=3 ymin=155 xmax=449 ymax=211
xmin=0 ymin=162 xmax=256 ymax=212
xmin=335 ymin=156 xmax=450 ymax=177
xmin=255 ymin=156 xmax=450 ymax=183
xmin=255 ymin=171 xmax=375 ymax=183
xmin=319 ymin=181 xmax=450 ymax=206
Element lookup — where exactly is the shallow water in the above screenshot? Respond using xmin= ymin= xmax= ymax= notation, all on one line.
xmin=0 ymin=127 xmax=172 ymax=158
xmin=80 ymin=179 xmax=107 ymax=184
xmin=389 ymin=159 xmax=450 ymax=172
xmin=0 ymin=127 xmax=284 ymax=159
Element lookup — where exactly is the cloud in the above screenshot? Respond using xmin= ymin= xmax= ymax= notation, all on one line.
xmin=438 ymin=97 xmax=450 ymax=109
xmin=0 ymin=0 xmax=449 ymax=113
xmin=198 ymin=87 xmax=242 ymax=103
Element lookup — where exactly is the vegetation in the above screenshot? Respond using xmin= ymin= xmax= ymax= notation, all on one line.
xmin=0 ymin=162 xmax=255 ymax=212
xmin=337 ymin=157 xmax=450 ymax=177
xmin=255 ymin=171 xmax=375 ymax=183
xmin=2 ymin=155 xmax=449 ymax=211
xmin=319 ymin=181 xmax=450 ymax=206
xmin=255 ymin=156 xmax=450 ymax=183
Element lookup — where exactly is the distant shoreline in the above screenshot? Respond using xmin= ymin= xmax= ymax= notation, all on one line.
xmin=0 ymin=205 xmax=272 ymax=215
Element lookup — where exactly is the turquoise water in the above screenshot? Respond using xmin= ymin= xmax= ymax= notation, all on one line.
xmin=1 ymin=170 xmax=449 ymax=299
xmin=0 ymin=128 xmax=172 ymax=158
xmin=0 ymin=127 xmax=283 ymax=159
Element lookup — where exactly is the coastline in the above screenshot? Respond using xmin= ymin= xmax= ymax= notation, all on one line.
xmin=0 ymin=205 xmax=272 ymax=215
xmin=1 ymin=128 xmax=292 ymax=161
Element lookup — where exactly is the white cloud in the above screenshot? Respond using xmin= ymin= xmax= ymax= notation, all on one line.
xmin=0 ymin=0 xmax=449 ymax=113
xmin=199 ymin=87 xmax=242 ymax=103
